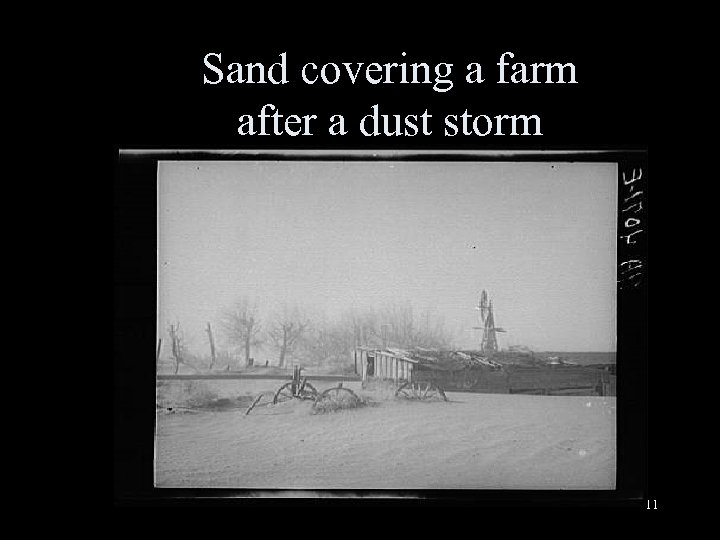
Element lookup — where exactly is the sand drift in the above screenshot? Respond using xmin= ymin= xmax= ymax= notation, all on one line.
xmin=155 ymin=388 xmax=615 ymax=490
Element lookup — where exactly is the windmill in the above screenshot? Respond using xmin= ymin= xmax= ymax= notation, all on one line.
xmin=473 ymin=289 xmax=506 ymax=353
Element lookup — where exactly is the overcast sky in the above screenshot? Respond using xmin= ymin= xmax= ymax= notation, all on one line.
xmin=157 ymin=160 xmax=616 ymax=353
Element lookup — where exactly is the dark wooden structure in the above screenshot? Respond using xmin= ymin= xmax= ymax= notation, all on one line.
xmin=355 ymin=348 xmax=616 ymax=397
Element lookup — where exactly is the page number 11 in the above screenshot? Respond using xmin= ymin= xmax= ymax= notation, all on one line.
xmin=647 ymin=500 xmax=658 ymax=510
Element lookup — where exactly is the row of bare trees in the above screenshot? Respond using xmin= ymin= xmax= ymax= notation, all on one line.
xmin=218 ymin=299 xmax=264 ymax=367
xmin=218 ymin=300 xmax=309 ymax=369
xmin=164 ymin=298 xmax=456 ymax=372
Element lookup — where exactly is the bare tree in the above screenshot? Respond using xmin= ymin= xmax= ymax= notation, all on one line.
xmin=219 ymin=298 xmax=262 ymax=368
xmin=268 ymin=306 xmax=309 ymax=368
xmin=380 ymin=303 xmax=415 ymax=348
xmin=319 ymin=303 xmax=455 ymax=358
xmin=342 ymin=308 xmax=382 ymax=349
xmin=205 ymin=322 xmax=217 ymax=371
xmin=295 ymin=312 xmax=347 ymax=367
xmin=168 ymin=322 xmax=185 ymax=374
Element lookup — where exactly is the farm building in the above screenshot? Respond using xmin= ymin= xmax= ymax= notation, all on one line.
xmin=354 ymin=348 xmax=616 ymax=396
xmin=354 ymin=347 xmax=502 ymax=387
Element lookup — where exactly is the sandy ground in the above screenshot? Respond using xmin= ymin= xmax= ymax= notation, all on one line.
xmin=155 ymin=379 xmax=615 ymax=490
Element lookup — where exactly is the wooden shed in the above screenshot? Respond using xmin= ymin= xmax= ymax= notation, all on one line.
xmin=354 ymin=347 xmax=418 ymax=385
xmin=354 ymin=347 xmax=614 ymax=396
xmin=354 ymin=347 xmax=500 ymax=387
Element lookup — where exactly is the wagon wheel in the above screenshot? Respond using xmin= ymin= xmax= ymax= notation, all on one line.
xmin=272 ymin=381 xmax=319 ymax=404
xmin=273 ymin=382 xmax=297 ymax=404
xmin=313 ymin=387 xmax=360 ymax=410
xmin=395 ymin=381 xmax=447 ymax=401
xmin=416 ymin=382 xmax=446 ymax=401
xmin=298 ymin=382 xmax=318 ymax=400
xmin=434 ymin=384 xmax=448 ymax=401
xmin=395 ymin=381 xmax=424 ymax=399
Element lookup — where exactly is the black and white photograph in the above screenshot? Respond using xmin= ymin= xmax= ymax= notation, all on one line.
xmin=110 ymin=34 xmax=654 ymax=507
xmin=154 ymin=158 xmax=618 ymax=490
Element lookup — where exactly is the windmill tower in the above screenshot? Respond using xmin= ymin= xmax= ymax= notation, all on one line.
xmin=474 ymin=290 xmax=506 ymax=353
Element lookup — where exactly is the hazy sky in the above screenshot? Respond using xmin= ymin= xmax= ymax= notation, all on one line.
xmin=157 ymin=160 xmax=617 ymax=353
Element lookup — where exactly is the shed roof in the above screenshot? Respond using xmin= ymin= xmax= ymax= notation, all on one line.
xmin=358 ymin=348 xmax=504 ymax=370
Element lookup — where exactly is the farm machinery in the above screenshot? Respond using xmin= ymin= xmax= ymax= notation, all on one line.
xmin=244 ymin=365 xmax=361 ymax=415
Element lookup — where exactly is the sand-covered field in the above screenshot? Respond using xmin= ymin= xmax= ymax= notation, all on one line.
xmin=155 ymin=380 xmax=615 ymax=490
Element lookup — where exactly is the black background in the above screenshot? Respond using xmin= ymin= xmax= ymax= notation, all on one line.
xmin=112 ymin=37 xmax=649 ymax=149
xmin=112 ymin=31 xmax=653 ymax=508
